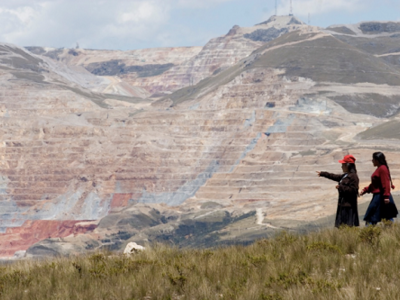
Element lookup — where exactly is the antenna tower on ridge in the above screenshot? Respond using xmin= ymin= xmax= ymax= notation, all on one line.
xmin=275 ymin=0 xmax=278 ymax=16
xmin=289 ymin=0 xmax=293 ymax=16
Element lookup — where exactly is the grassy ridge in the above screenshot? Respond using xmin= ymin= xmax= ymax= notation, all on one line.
xmin=1 ymin=223 xmax=400 ymax=299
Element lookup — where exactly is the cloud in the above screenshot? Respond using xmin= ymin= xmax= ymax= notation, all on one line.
xmin=287 ymin=0 xmax=362 ymax=17
xmin=0 ymin=0 xmax=173 ymax=49
xmin=0 ymin=0 xmax=238 ymax=49
xmin=0 ymin=5 xmax=39 ymax=35
xmin=176 ymin=0 xmax=234 ymax=8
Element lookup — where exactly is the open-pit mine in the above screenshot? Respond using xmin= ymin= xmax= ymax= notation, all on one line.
xmin=1 ymin=16 xmax=400 ymax=258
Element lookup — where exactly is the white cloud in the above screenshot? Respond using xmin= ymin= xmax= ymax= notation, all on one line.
xmin=0 ymin=6 xmax=36 ymax=24
xmin=176 ymin=0 xmax=234 ymax=8
xmin=287 ymin=0 xmax=362 ymax=17
xmin=0 ymin=5 xmax=39 ymax=35
xmin=0 ymin=0 xmax=173 ymax=49
xmin=118 ymin=1 xmax=168 ymax=24
xmin=0 ymin=0 xmax=237 ymax=49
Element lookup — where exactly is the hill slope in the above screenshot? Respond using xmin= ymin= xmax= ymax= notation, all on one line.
xmin=2 ymin=224 xmax=400 ymax=300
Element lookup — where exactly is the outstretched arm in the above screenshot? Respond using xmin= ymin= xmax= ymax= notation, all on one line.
xmin=317 ymin=171 xmax=343 ymax=182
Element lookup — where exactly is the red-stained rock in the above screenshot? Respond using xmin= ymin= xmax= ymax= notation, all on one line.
xmin=0 ymin=220 xmax=97 ymax=257
xmin=110 ymin=193 xmax=133 ymax=209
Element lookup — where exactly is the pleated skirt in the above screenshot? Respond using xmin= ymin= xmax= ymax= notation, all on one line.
xmin=335 ymin=205 xmax=359 ymax=227
xmin=364 ymin=193 xmax=398 ymax=224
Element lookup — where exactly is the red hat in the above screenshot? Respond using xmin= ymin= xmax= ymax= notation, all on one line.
xmin=338 ymin=154 xmax=356 ymax=164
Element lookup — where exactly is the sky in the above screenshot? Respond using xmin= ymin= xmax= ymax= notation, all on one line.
xmin=0 ymin=0 xmax=399 ymax=50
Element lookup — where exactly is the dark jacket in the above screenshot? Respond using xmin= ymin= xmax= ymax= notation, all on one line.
xmin=320 ymin=171 xmax=360 ymax=227
xmin=320 ymin=172 xmax=359 ymax=207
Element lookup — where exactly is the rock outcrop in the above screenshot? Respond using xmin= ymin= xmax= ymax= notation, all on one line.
xmin=123 ymin=242 xmax=145 ymax=254
xmin=27 ymin=16 xmax=308 ymax=97
xmin=0 ymin=220 xmax=97 ymax=257
xmin=26 ymin=46 xmax=203 ymax=97
xmin=359 ymin=22 xmax=400 ymax=34
xmin=117 ymin=16 xmax=308 ymax=95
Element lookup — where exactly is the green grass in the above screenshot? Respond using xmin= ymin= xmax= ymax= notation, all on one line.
xmin=251 ymin=35 xmax=400 ymax=86
xmin=252 ymin=31 xmax=319 ymax=55
xmin=357 ymin=120 xmax=400 ymax=140
xmin=335 ymin=35 xmax=400 ymax=56
xmin=330 ymin=94 xmax=400 ymax=118
xmin=327 ymin=27 xmax=356 ymax=35
xmin=2 ymin=223 xmax=400 ymax=299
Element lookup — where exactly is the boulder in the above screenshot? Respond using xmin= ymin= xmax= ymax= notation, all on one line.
xmin=123 ymin=242 xmax=145 ymax=254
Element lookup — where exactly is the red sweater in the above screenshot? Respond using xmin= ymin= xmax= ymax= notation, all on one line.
xmin=362 ymin=165 xmax=392 ymax=199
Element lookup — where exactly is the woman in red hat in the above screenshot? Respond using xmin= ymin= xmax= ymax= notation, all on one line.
xmin=317 ymin=154 xmax=359 ymax=227
xmin=360 ymin=152 xmax=398 ymax=225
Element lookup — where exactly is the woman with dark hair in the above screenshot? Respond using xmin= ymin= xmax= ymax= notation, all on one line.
xmin=361 ymin=152 xmax=398 ymax=225
xmin=317 ymin=154 xmax=359 ymax=227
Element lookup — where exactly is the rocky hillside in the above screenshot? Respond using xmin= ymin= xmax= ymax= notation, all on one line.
xmin=27 ymin=16 xmax=307 ymax=96
xmin=26 ymin=46 xmax=203 ymax=98
xmin=1 ymin=17 xmax=400 ymax=258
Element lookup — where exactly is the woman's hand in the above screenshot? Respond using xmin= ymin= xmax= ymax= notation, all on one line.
xmin=384 ymin=198 xmax=390 ymax=204
xmin=335 ymin=185 xmax=339 ymax=189
xmin=360 ymin=187 xmax=368 ymax=196
xmin=316 ymin=171 xmax=321 ymax=177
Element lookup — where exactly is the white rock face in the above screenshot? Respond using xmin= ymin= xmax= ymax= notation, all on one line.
xmin=13 ymin=250 xmax=26 ymax=258
xmin=123 ymin=242 xmax=145 ymax=254
xmin=25 ymin=46 xmax=203 ymax=97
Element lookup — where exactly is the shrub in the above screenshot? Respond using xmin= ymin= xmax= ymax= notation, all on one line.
xmin=358 ymin=225 xmax=381 ymax=246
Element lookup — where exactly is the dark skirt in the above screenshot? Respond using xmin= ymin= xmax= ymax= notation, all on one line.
xmin=364 ymin=193 xmax=398 ymax=224
xmin=335 ymin=205 xmax=359 ymax=227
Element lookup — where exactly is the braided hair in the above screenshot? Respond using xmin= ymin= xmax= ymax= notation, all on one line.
xmin=373 ymin=152 xmax=393 ymax=187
